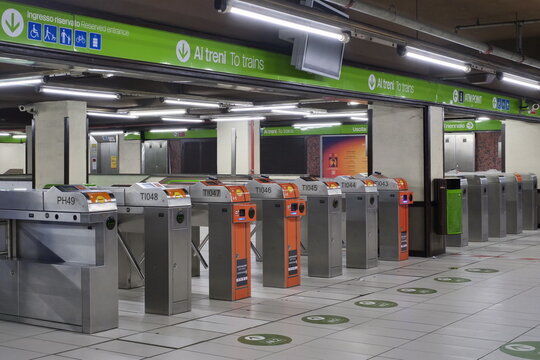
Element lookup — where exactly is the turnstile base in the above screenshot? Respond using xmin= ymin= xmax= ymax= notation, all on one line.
xmin=308 ymin=266 xmax=342 ymax=278
xmin=347 ymin=259 xmax=378 ymax=269
xmin=446 ymin=234 xmax=468 ymax=247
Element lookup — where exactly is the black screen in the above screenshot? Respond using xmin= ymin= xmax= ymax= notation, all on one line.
xmin=261 ymin=136 xmax=307 ymax=174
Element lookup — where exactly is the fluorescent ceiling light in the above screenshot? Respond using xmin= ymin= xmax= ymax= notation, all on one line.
xmin=0 ymin=76 xmax=43 ymax=87
xmin=348 ymin=101 xmax=361 ymax=106
xmin=306 ymin=112 xmax=367 ymax=118
xmin=229 ymin=6 xmax=347 ymax=42
xmin=150 ymin=128 xmax=188 ymax=133
xmin=271 ymin=109 xmax=312 ymax=115
xmin=90 ymin=131 xmax=123 ymax=136
xmin=162 ymin=117 xmax=204 ymax=123
xmin=211 ymin=116 xmax=265 ymax=122
xmin=164 ymin=98 xmax=221 ymax=108
xmin=129 ymin=109 xmax=187 ymax=117
xmin=477 ymin=116 xmax=490 ymax=121
xmin=41 ymin=86 xmax=120 ymax=99
xmin=230 ymin=104 xmax=297 ymax=112
xmin=501 ymin=73 xmax=540 ymax=90
xmin=405 ymin=47 xmax=471 ymax=73
xmin=124 ymin=131 xmax=140 ymax=136
xmin=87 ymin=111 xmax=138 ymax=119
xmin=0 ymin=132 xmax=9 ymax=136
xmin=12 ymin=134 xmax=27 ymax=139
xmin=293 ymin=122 xmax=341 ymax=128
xmin=350 ymin=117 xmax=368 ymax=121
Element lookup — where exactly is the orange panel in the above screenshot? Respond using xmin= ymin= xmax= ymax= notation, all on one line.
xmin=398 ymin=191 xmax=413 ymax=261
xmin=284 ymin=216 xmax=301 ymax=287
xmin=231 ymin=222 xmax=251 ymax=300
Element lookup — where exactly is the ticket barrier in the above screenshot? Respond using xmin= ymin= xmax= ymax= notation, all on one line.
xmin=294 ymin=177 xmax=342 ymax=278
xmin=0 ymin=186 xmax=118 ymax=333
xmin=189 ymin=180 xmax=256 ymax=300
xmin=446 ymin=178 xmax=469 ymax=247
xmin=483 ymin=172 xmax=507 ymax=238
xmin=330 ymin=176 xmax=378 ymax=269
xmin=460 ymin=175 xmax=489 ymax=242
xmin=503 ymin=173 xmax=523 ymax=234
xmin=106 ymin=183 xmax=192 ymax=315
xmin=246 ymin=177 xmax=306 ymax=288
xmin=366 ymin=173 xmax=413 ymax=261
xmin=522 ymin=173 xmax=538 ymax=230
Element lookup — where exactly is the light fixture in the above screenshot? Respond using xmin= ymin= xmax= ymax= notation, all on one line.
xmin=0 ymin=132 xmax=9 ymax=136
xmin=90 ymin=131 xmax=124 ymax=136
xmin=41 ymin=86 xmax=120 ymax=99
xmin=306 ymin=112 xmax=367 ymax=118
xmin=87 ymin=111 xmax=138 ymax=119
xmin=149 ymin=128 xmax=188 ymax=133
xmin=348 ymin=101 xmax=361 ymax=106
xmin=0 ymin=76 xmax=43 ymax=87
xmin=403 ymin=47 xmax=471 ymax=73
xmin=211 ymin=116 xmax=265 ymax=122
xmin=350 ymin=117 xmax=368 ymax=122
xmin=12 ymin=134 xmax=27 ymax=139
xmin=163 ymin=98 xmax=221 ymax=109
xmin=124 ymin=131 xmax=140 ymax=136
xmin=293 ymin=122 xmax=341 ymax=128
xmin=129 ymin=109 xmax=187 ymax=117
xmin=162 ymin=117 xmax=204 ymax=123
xmin=500 ymin=73 xmax=540 ymax=90
xmin=230 ymin=104 xmax=297 ymax=113
xmin=225 ymin=4 xmax=348 ymax=42
xmin=477 ymin=116 xmax=490 ymax=121
xmin=271 ymin=109 xmax=312 ymax=116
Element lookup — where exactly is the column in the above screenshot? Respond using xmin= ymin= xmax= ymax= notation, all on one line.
xmin=32 ymin=101 xmax=87 ymax=189
xmin=371 ymin=103 xmax=445 ymax=256
xmin=216 ymin=120 xmax=260 ymax=175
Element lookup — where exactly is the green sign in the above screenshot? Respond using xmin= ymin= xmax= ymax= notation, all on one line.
xmin=444 ymin=119 xmax=503 ymax=132
xmin=261 ymin=124 xmax=367 ymax=136
xmin=434 ymin=277 xmax=471 ymax=283
xmin=238 ymin=334 xmax=292 ymax=346
xmin=0 ymin=135 xmax=26 ymax=143
xmin=397 ymin=288 xmax=437 ymax=294
xmin=0 ymin=1 xmax=537 ymax=119
xmin=144 ymin=129 xmax=216 ymax=140
xmin=465 ymin=268 xmax=499 ymax=273
xmin=500 ymin=342 xmax=540 ymax=359
xmin=355 ymin=300 xmax=398 ymax=308
xmin=447 ymin=189 xmax=463 ymax=235
xmin=301 ymin=315 xmax=349 ymax=324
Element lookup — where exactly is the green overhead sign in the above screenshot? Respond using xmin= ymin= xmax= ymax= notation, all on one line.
xmin=261 ymin=124 xmax=367 ymax=136
xmin=0 ymin=1 xmax=538 ymax=119
xmin=143 ymin=129 xmax=216 ymax=140
xmin=444 ymin=119 xmax=503 ymax=132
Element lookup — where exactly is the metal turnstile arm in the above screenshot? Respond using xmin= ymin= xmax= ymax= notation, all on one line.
xmin=117 ymin=232 xmax=145 ymax=280
xmin=191 ymin=240 xmax=209 ymax=269
xmin=250 ymin=226 xmax=263 ymax=261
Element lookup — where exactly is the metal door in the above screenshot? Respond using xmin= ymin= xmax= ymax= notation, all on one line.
xmin=143 ymin=141 xmax=168 ymax=174
xmin=455 ymin=134 xmax=475 ymax=172
xmin=444 ymin=134 xmax=456 ymax=172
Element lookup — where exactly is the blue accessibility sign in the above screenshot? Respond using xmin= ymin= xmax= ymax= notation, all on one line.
xmin=43 ymin=24 xmax=57 ymax=43
xmin=89 ymin=32 xmax=102 ymax=50
xmin=75 ymin=30 xmax=87 ymax=48
xmin=27 ymin=22 xmax=41 ymax=41
xmin=59 ymin=27 xmax=72 ymax=46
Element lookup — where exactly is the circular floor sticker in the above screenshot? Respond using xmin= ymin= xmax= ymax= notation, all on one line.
xmin=238 ymin=334 xmax=292 ymax=346
xmin=302 ymin=315 xmax=349 ymax=324
xmin=434 ymin=277 xmax=471 ymax=283
xmin=355 ymin=300 xmax=398 ymax=308
xmin=500 ymin=341 xmax=540 ymax=359
xmin=465 ymin=268 xmax=499 ymax=273
xmin=397 ymin=287 xmax=437 ymax=294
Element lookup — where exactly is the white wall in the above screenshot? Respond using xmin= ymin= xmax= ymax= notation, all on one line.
xmin=372 ymin=104 xmax=425 ymax=200
xmin=0 ymin=143 xmax=25 ymax=174
xmin=430 ymin=106 xmax=445 ymax=200
xmin=505 ymin=120 xmax=540 ymax=186
xmin=217 ymin=120 xmax=260 ymax=175
xmin=119 ymin=137 xmax=141 ymax=174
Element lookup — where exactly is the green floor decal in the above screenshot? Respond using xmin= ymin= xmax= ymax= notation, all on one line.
xmin=434 ymin=277 xmax=471 ymax=283
xmin=238 ymin=334 xmax=292 ymax=346
xmin=397 ymin=288 xmax=437 ymax=294
xmin=355 ymin=300 xmax=398 ymax=308
xmin=500 ymin=342 xmax=540 ymax=359
xmin=465 ymin=268 xmax=499 ymax=273
xmin=302 ymin=315 xmax=349 ymax=324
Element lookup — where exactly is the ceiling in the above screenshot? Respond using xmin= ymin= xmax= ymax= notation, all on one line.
xmin=0 ymin=0 xmax=537 ymax=131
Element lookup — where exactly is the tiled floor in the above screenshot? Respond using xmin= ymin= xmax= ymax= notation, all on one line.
xmin=3 ymin=231 xmax=540 ymax=359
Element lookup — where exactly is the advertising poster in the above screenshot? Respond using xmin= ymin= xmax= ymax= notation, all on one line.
xmin=321 ymin=135 xmax=367 ymax=177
